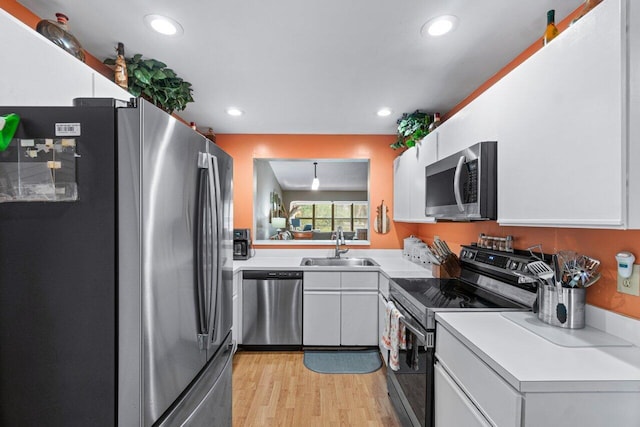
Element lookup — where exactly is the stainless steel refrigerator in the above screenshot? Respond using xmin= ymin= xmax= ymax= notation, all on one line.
xmin=0 ymin=98 xmax=234 ymax=426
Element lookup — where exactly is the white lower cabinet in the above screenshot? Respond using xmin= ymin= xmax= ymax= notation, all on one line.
xmin=341 ymin=292 xmax=378 ymax=345
xmin=434 ymin=362 xmax=491 ymax=427
xmin=303 ymin=271 xmax=378 ymax=346
xmin=303 ymin=291 xmax=341 ymax=345
xmin=435 ymin=322 xmax=640 ymax=427
xmin=436 ymin=325 xmax=522 ymax=426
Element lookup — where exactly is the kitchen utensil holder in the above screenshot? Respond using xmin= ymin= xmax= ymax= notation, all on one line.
xmin=537 ymin=285 xmax=585 ymax=329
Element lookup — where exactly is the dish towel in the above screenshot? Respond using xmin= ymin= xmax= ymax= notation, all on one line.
xmin=381 ymin=301 xmax=395 ymax=349
xmin=386 ymin=307 xmax=406 ymax=371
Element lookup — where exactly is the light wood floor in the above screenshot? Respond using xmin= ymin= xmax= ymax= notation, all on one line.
xmin=232 ymin=351 xmax=401 ymax=427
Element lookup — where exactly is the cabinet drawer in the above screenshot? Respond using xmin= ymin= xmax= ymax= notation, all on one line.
xmin=436 ymin=324 xmax=522 ymax=426
xmin=434 ymin=362 xmax=491 ymax=427
xmin=304 ymin=272 xmax=341 ymax=290
xmin=341 ymin=271 xmax=378 ymax=290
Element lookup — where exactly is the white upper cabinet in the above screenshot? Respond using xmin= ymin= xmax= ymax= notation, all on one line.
xmin=497 ymin=0 xmax=626 ymax=228
xmin=393 ymin=0 xmax=640 ymax=229
xmin=92 ymin=70 xmax=132 ymax=100
xmin=0 ymin=9 xmax=130 ymax=105
xmin=393 ymin=134 xmax=437 ymax=223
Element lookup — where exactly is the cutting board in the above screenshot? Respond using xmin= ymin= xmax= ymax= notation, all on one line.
xmin=374 ymin=200 xmax=390 ymax=234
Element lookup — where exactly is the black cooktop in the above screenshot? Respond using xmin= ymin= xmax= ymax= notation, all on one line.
xmin=391 ymin=277 xmax=526 ymax=310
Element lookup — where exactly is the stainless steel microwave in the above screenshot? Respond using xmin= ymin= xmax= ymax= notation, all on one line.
xmin=425 ymin=141 xmax=497 ymax=220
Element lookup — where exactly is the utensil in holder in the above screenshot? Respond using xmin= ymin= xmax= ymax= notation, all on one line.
xmin=537 ymin=285 xmax=585 ymax=329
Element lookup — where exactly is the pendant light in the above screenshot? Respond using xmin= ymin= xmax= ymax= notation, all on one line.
xmin=311 ymin=162 xmax=320 ymax=190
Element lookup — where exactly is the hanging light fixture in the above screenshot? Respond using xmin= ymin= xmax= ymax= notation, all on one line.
xmin=311 ymin=162 xmax=320 ymax=190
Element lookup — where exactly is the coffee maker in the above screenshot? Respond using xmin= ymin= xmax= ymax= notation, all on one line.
xmin=233 ymin=228 xmax=251 ymax=260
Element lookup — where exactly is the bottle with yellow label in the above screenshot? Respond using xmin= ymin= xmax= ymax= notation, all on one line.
xmin=543 ymin=9 xmax=559 ymax=46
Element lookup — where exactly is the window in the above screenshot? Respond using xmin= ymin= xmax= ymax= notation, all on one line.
xmin=290 ymin=201 xmax=368 ymax=232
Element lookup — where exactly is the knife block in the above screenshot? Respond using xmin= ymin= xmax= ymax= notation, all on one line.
xmin=432 ymin=254 xmax=461 ymax=278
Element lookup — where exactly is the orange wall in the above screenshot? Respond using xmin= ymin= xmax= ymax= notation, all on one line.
xmin=216 ymin=134 xmax=418 ymax=249
xmin=416 ymin=224 xmax=640 ymax=320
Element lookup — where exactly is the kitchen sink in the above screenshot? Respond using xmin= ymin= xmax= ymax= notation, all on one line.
xmin=300 ymin=257 xmax=379 ymax=267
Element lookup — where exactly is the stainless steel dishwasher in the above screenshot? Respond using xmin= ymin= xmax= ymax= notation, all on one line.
xmin=241 ymin=271 xmax=303 ymax=346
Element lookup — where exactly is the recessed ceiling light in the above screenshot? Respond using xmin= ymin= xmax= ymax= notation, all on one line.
xmin=377 ymin=108 xmax=392 ymax=117
xmin=226 ymin=107 xmax=244 ymax=117
xmin=421 ymin=15 xmax=458 ymax=37
xmin=144 ymin=14 xmax=184 ymax=36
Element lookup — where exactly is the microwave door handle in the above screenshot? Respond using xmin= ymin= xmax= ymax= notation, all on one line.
xmin=453 ymin=155 xmax=466 ymax=212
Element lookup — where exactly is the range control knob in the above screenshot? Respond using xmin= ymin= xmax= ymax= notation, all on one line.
xmin=510 ymin=261 xmax=519 ymax=270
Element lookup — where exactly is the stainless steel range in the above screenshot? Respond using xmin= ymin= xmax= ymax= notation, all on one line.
xmin=387 ymin=244 xmax=539 ymax=427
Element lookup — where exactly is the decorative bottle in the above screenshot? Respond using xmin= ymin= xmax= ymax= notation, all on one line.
xmin=114 ymin=42 xmax=128 ymax=89
xmin=543 ymin=10 xmax=559 ymax=46
xmin=36 ymin=13 xmax=86 ymax=62
xmin=428 ymin=113 xmax=441 ymax=132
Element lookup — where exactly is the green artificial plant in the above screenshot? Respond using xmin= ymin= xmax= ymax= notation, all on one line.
xmin=104 ymin=54 xmax=194 ymax=113
xmin=390 ymin=110 xmax=431 ymax=150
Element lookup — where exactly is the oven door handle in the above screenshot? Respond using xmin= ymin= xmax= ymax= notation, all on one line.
xmin=399 ymin=316 xmax=427 ymax=343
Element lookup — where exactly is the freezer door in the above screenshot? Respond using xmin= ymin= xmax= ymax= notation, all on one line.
xmin=156 ymin=332 xmax=233 ymax=427
xmin=117 ymin=100 xmax=209 ymax=426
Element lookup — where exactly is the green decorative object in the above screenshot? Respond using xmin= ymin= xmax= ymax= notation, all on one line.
xmin=104 ymin=54 xmax=194 ymax=113
xmin=0 ymin=113 xmax=20 ymax=152
xmin=390 ymin=110 xmax=431 ymax=150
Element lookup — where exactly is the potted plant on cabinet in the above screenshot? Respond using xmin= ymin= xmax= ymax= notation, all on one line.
xmin=390 ymin=110 xmax=431 ymax=150
xmin=104 ymin=53 xmax=194 ymax=113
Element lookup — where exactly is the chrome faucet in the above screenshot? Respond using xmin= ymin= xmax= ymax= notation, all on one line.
xmin=334 ymin=226 xmax=349 ymax=258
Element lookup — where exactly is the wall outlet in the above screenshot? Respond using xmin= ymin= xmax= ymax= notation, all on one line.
xmin=617 ymin=265 xmax=640 ymax=296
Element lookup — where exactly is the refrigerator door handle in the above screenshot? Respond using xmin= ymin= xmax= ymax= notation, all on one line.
xmin=206 ymin=153 xmax=223 ymax=346
xmin=196 ymin=159 xmax=212 ymax=351
xmin=196 ymin=152 xmax=222 ymax=351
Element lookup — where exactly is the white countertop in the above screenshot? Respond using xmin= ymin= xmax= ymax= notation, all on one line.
xmin=435 ymin=311 xmax=640 ymax=393
xmin=232 ymin=249 xmax=433 ymax=279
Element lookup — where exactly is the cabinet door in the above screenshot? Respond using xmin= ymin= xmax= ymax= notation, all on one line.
xmin=341 ymin=292 xmax=378 ymax=346
xmin=303 ymin=291 xmax=341 ymax=346
xmin=393 ymin=147 xmax=415 ymax=221
xmin=393 ymin=141 xmax=438 ymax=223
xmin=434 ymin=362 xmax=491 ymax=427
xmin=497 ymin=0 xmax=624 ymax=227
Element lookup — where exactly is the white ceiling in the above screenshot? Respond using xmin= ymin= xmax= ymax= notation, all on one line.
xmin=19 ymin=0 xmax=582 ymax=135
xmin=269 ymin=160 xmax=368 ymax=192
